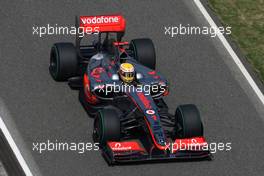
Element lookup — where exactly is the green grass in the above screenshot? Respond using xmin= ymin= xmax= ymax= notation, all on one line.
xmin=208 ymin=0 xmax=264 ymax=82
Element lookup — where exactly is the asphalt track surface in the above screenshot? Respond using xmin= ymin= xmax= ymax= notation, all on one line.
xmin=0 ymin=161 xmax=7 ymax=176
xmin=0 ymin=0 xmax=264 ymax=176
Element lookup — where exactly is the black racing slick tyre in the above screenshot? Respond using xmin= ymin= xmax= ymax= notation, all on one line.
xmin=49 ymin=43 xmax=78 ymax=81
xmin=175 ymin=104 xmax=204 ymax=138
xmin=93 ymin=106 xmax=121 ymax=145
xmin=130 ymin=38 xmax=156 ymax=70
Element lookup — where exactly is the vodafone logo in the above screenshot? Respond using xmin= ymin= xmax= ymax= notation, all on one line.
xmin=146 ymin=109 xmax=155 ymax=115
xmin=81 ymin=16 xmax=120 ymax=25
xmin=79 ymin=15 xmax=125 ymax=33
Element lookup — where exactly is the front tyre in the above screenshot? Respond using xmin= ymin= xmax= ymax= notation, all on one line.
xmin=49 ymin=43 xmax=78 ymax=81
xmin=174 ymin=104 xmax=204 ymax=138
xmin=93 ymin=106 xmax=121 ymax=145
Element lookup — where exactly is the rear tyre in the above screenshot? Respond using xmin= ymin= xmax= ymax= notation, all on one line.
xmin=93 ymin=106 xmax=121 ymax=145
xmin=130 ymin=38 xmax=156 ymax=70
xmin=49 ymin=43 xmax=78 ymax=81
xmin=174 ymin=104 xmax=203 ymax=138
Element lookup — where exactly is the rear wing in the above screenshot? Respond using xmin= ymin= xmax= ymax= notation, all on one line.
xmin=79 ymin=15 xmax=126 ymax=33
xmin=75 ymin=14 xmax=126 ymax=60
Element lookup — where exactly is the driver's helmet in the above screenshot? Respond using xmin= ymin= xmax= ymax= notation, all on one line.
xmin=119 ymin=63 xmax=135 ymax=83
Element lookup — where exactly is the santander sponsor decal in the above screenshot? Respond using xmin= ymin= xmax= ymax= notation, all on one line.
xmin=112 ymin=143 xmax=131 ymax=151
xmin=146 ymin=109 xmax=155 ymax=115
xmin=108 ymin=141 xmax=145 ymax=152
xmin=172 ymin=137 xmax=208 ymax=153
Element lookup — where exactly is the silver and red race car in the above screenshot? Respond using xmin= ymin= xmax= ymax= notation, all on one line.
xmin=49 ymin=14 xmax=211 ymax=164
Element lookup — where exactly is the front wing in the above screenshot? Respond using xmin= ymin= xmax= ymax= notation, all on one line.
xmin=102 ymin=137 xmax=212 ymax=165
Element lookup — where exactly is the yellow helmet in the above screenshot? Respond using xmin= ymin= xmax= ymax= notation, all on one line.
xmin=119 ymin=63 xmax=135 ymax=83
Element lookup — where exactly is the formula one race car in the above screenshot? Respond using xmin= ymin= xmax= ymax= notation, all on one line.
xmin=49 ymin=15 xmax=211 ymax=164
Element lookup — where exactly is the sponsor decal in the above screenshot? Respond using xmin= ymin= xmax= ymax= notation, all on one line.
xmin=80 ymin=16 xmax=120 ymax=25
xmin=146 ymin=109 xmax=155 ymax=115
xmin=171 ymin=137 xmax=208 ymax=153
xmin=111 ymin=143 xmax=132 ymax=151
xmin=108 ymin=141 xmax=145 ymax=152
xmin=79 ymin=15 xmax=125 ymax=33
xmin=137 ymin=92 xmax=152 ymax=109
xmin=151 ymin=115 xmax=157 ymax=120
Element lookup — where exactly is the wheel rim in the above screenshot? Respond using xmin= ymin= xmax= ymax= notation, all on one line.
xmin=93 ymin=114 xmax=102 ymax=143
xmin=175 ymin=108 xmax=185 ymax=138
xmin=49 ymin=47 xmax=58 ymax=77
xmin=176 ymin=123 xmax=184 ymax=138
xmin=93 ymin=117 xmax=99 ymax=142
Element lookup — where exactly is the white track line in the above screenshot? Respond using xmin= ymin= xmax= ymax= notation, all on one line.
xmin=193 ymin=0 xmax=264 ymax=106
xmin=0 ymin=117 xmax=33 ymax=176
